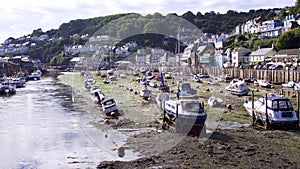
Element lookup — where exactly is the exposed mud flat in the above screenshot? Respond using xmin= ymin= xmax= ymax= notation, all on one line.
xmin=97 ymin=128 xmax=300 ymax=169
xmin=58 ymin=72 xmax=300 ymax=168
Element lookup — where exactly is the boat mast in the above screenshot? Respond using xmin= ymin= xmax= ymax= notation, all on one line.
xmin=177 ymin=26 xmax=181 ymax=99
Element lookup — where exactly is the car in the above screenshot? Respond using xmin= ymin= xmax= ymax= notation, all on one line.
xmin=270 ymin=65 xmax=284 ymax=70
xmin=262 ymin=64 xmax=274 ymax=70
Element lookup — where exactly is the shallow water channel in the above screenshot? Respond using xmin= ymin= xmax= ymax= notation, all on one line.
xmin=0 ymin=77 xmax=138 ymax=169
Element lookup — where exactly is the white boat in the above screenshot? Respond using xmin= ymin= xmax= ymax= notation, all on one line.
xmin=107 ymin=69 xmax=114 ymax=75
xmin=225 ymin=79 xmax=250 ymax=96
xmin=28 ymin=70 xmax=42 ymax=80
xmin=90 ymin=86 xmax=105 ymax=104
xmin=243 ymin=93 xmax=299 ymax=129
xmin=9 ymin=78 xmax=25 ymax=88
xmin=282 ymin=81 xmax=295 ymax=88
xmin=207 ymin=79 xmax=219 ymax=85
xmin=149 ymin=80 xmax=158 ymax=88
xmin=208 ymin=96 xmax=223 ymax=107
xmin=257 ymin=80 xmax=272 ymax=88
xmin=192 ymin=75 xmax=202 ymax=83
xmin=103 ymin=77 xmax=109 ymax=84
xmin=119 ymin=73 xmax=126 ymax=78
xmin=165 ymin=73 xmax=172 ymax=79
xmin=0 ymin=81 xmax=16 ymax=95
xmin=140 ymin=85 xmax=152 ymax=100
xmin=102 ymin=98 xmax=118 ymax=116
xmin=163 ymin=99 xmax=207 ymax=134
xmin=84 ymin=77 xmax=96 ymax=90
xmin=294 ymin=82 xmax=300 ymax=90
xmin=109 ymin=75 xmax=117 ymax=81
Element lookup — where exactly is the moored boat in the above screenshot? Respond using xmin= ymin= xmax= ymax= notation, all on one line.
xmin=243 ymin=93 xmax=299 ymax=129
xmin=225 ymin=79 xmax=250 ymax=96
xmin=163 ymin=99 xmax=207 ymax=135
xmin=28 ymin=70 xmax=42 ymax=80
xmin=0 ymin=81 xmax=16 ymax=95
xmin=140 ymin=85 xmax=152 ymax=100
xmin=101 ymin=98 xmax=118 ymax=116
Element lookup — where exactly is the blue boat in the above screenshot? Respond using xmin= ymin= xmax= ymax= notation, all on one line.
xmin=28 ymin=70 xmax=42 ymax=80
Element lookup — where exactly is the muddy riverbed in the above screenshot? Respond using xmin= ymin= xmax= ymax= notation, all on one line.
xmin=58 ymin=71 xmax=300 ymax=168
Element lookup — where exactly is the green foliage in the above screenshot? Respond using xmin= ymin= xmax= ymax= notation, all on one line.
xmin=252 ymin=38 xmax=276 ymax=50
xmin=275 ymin=27 xmax=300 ymax=49
xmin=289 ymin=0 xmax=300 ymax=14
xmin=25 ymin=4 xmax=297 ymax=64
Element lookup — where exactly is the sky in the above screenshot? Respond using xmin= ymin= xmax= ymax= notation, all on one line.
xmin=0 ymin=0 xmax=296 ymax=43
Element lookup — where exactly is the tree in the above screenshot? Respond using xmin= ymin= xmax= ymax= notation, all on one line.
xmin=275 ymin=27 xmax=300 ymax=49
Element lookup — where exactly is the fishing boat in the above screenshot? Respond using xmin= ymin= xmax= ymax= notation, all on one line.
xmin=103 ymin=77 xmax=109 ymax=84
xmin=140 ymin=85 xmax=152 ymax=100
xmin=208 ymin=96 xmax=223 ymax=107
xmin=220 ymin=74 xmax=234 ymax=83
xmin=119 ymin=73 xmax=126 ymax=78
xmin=282 ymin=81 xmax=295 ymax=88
xmin=149 ymin=80 xmax=158 ymax=88
xmin=243 ymin=93 xmax=299 ymax=129
xmin=0 ymin=81 xmax=16 ymax=95
xmin=225 ymin=79 xmax=250 ymax=96
xmin=84 ymin=77 xmax=96 ymax=90
xmin=257 ymin=79 xmax=273 ymax=88
xmin=90 ymin=86 xmax=104 ymax=104
xmin=9 ymin=78 xmax=25 ymax=88
xmin=163 ymin=99 xmax=207 ymax=135
xmin=192 ymin=75 xmax=202 ymax=83
xmin=28 ymin=70 xmax=42 ymax=80
xmin=101 ymin=98 xmax=118 ymax=116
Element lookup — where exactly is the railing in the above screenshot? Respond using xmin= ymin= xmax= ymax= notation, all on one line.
xmin=196 ymin=67 xmax=300 ymax=83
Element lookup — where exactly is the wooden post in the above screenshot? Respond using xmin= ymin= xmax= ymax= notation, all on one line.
xmin=265 ymin=93 xmax=269 ymax=130
xmin=297 ymin=91 xmax=299 ymax=126
xmin=176 ymin=103 xmax=179 ymax=119
xmin=252 ymin=91 xmax=255 ymax=126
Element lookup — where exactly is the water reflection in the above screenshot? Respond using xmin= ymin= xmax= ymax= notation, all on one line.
xmin=0 ymin=77 xmax=138 ymax=169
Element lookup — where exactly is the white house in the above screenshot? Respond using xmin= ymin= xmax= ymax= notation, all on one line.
xmin=283 ymin=14 xmax=300 ymax=32
xmin=231 ymin=47 xmax=252 ymax=66
xmin=249 ymin=47 xmax=275 ymax=64
xmin=39 ymin=34 xmax=49 ymax=41
xmin=135 ymin=49 xmax=148 ymax=65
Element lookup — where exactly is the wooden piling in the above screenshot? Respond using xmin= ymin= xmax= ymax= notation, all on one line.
xmin=252 ymin=91 xmax=255 ymax=126
xmin=297 ymin=91 xmax=300 ymax=126
xmin=265 ymin=93 xmax=269 ymax=130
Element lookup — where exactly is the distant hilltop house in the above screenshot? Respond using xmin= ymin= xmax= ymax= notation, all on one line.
xmin=234 ymin=14 xmax=300 ymax=38
xmin=89 ymin=35 xmax=114 ymax=43
xmin=283 ymin=14 xmax=300 ymax=33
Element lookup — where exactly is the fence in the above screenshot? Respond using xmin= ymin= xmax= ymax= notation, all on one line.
xmin=198 ymin=67 xmax=300 ymax=83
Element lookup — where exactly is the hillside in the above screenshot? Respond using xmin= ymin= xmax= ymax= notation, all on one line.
xmin=2 ymin=3 xmax=298 ymax=64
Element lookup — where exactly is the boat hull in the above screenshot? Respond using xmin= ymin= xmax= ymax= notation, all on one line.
xmin=226 ymin=88 xmax=249 ymax=96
